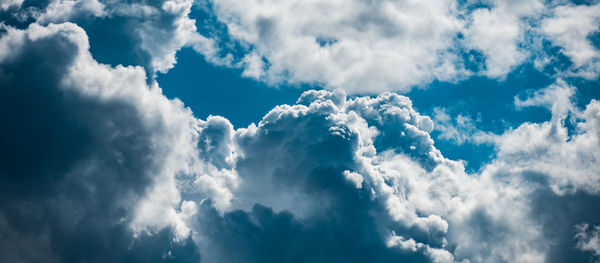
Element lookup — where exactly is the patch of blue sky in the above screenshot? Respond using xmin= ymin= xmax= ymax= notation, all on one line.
xmin=85 ymin=16 xmax=151 ymax=70
xmin=408 ymin=63 xmax=554 ymax=170
xmin=407 ymin=31 xmax=600 ymax=171
xmin=155 ymin=43 xmax=598 ymax=171
xmin=156 ymin=47 xmax=307 ymax=128
xmin=190 ymin=1 xmax=250 ymax=62
xmin=160 ymin=0 xmax=599 ymax=171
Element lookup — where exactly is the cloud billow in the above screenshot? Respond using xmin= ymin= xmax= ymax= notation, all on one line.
xmin=197 ymin=0 xmax=600 ymax=93
xmin=1 ymin=1 xmax=600 ymax=262
xmin=0 ymin=23 xmax=201 ymax=262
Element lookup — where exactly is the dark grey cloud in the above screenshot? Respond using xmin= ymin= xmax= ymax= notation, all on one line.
xmin=187 ymin=92 xmax=463 ymax=262
xmin=195 ymin=202 xmax=430 ymax=263
xmin=531 ymin=190 xmax=600 ymax=263
xmin=0 ymin=0 xmax=215 ymax=80
xmin=0 ymin=23 xmax=200 ymax=262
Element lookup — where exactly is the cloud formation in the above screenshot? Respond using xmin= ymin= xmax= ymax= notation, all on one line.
xmin=576 ymin=223 xmax=600 ymax=262
xmin=193 ymin=0 xmax=600 ymax=92
xmin=0 ymin=22 xmax=201 ymax=262
xmin=1 ymin=1 xmax=600 ymax=263
xmin=3 ymin=0 xmax=599 ymax=93
xmin=0 ymin=0 xmax=222 ymax=77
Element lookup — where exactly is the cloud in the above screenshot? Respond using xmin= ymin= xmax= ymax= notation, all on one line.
xmin=0 ymin=22 xmax=202 ymax=262
xmin=541 ymin=3 xmax=600 ymax=78
xmin=0 ymin=0 xmax=223 ymax=76
xmin=462 ymin=0 xmax=543 ymax=77
xmin=477 ymin=80 xmax=600 ymax=262
xmin=432 ymin=107 xmax=497 ymax=145
xmin=202 ymin=0 xmax=466 ymax=92
xmin=3 ymin=0 xmax=600 ymax=93
xmin=0 ymin=0 xmax=23 ymax=11
xmin=491 ymin=81 xmax=600 ymax=196
xmin=188 ymin=0 xmax=600 ymax=92
xmin=1 ymin=7 xmax=600 ymax=263
xmin=179 ymin=85 xmax=600 ymax=262
xmin=575 ymin=223 xmax=600 ymax=262
xmin=514 ymin=79 xmax=576 ymax=117
xmin=176 ymin=88 xmax=560 ymax=262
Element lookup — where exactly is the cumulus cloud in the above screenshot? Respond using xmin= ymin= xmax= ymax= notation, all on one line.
xmin=2 ymin=2 xmax=600 ymax=262
xmin=480 ymin=81 xmax=600 ymax=261
xmin=176 ymin=85 xmax=600 ymax=262
xmin=492 ymin=81 xmax=600 ymax=195
xmin=203 ymin=0 xmax=466 ymax=92
xmin=541 ymin=3 xmax=600 ymax=78
xmin=3 ymin=0 xmax=600 ymax=93
xmin=0 ymin=0 xmax=23 ymax=11
xmin=177 ymin=89 xmax=564 ymax=262
xmin=184 ymin=0 xmax=600 ymax=92
xmin=0 ymin=22 xmax=202 ymax=262
xmin=0 ymin=0 xmax=224 ymax=76
xmin=462 ymin=0 xmax=543 ymax=77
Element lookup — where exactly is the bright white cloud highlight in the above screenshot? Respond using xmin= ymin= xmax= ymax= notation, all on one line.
xmin=541 ymin=3 xmax=600 ymax=78
xmin=207 ymin=0 xmax=466 ymax=92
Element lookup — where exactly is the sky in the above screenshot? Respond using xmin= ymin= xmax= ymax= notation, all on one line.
xmin=1 ymin=0 xmax=600 ymax=262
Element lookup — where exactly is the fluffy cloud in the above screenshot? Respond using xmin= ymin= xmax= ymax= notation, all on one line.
xmin=181 ymin=89 xmax=554 ymax=262
xmin=541 ymin=3 xmax=600 ymax=78
xmin=492 ymin=81 xmax=600 ymax=195
xmin=478 ymin=81 xmax=600 ymax=262
xmin=2 ymin=7 xmax=600 ymax=263
xmin=181 ymin=84 xmax=600 ymax=262
xmin=0 ymin=22 xmax=202 ymax=262
xmin=0 ymin=0 xmax=222 ymax=75
xmin=204 ymin=0 xmax=466 ymax=92
xmin=190 ymin=0 xmax=600 ymax=92
xmin=432 ymin=107 xmax=497 ymax=145
xmin=462 ymin=0 xmax=543 ymax=77
xmin=0 ymin=0 xmax=23 ymax=10
xmin=3 ymin=0 xmax=600 ymax=93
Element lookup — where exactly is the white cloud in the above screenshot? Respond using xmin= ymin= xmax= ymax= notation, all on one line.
xmin=541 ymin=3 xmax=600 ymax=78
xmin=206 ymin=0 xmax=466 ymax=92
xmin=194 ymin=0 xmax=600 ymax=91
xmin=178 ymin=88 xmax=549 ymax=262
xmin=30 ymin=22 xmax=205 ymax=240
xmin=2 ymin=11 xmax=600 ymax=262
xmin=490 ymin=82 xmax=600 ymax=196
xmin=182 ymin=86 xmax=600 ymax=262
xmin=0 ymin=21 xmax=206 ymax=261
xmin=514 ymin=79 xmax=576 ymax=117
xmin=5 ymin=0 xmax=600 ymax=92
xmin=432 ymin=107 xmax=497 ymax=145
xmin=31 ymin=0 xmax=222 ymax=74
xmin=36 ymin=0 xmax=105 ymax=23
xmin=462 ymin=0 xmax=544 ymax=77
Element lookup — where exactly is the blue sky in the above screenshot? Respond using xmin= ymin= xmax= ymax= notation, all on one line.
xmin=1 ymin=0 xmax=600 ymax=262
xmin=157 ymin=47 xmax=305 ymax=128
xmin=156 ymin=43 xmax=597 ymax=172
